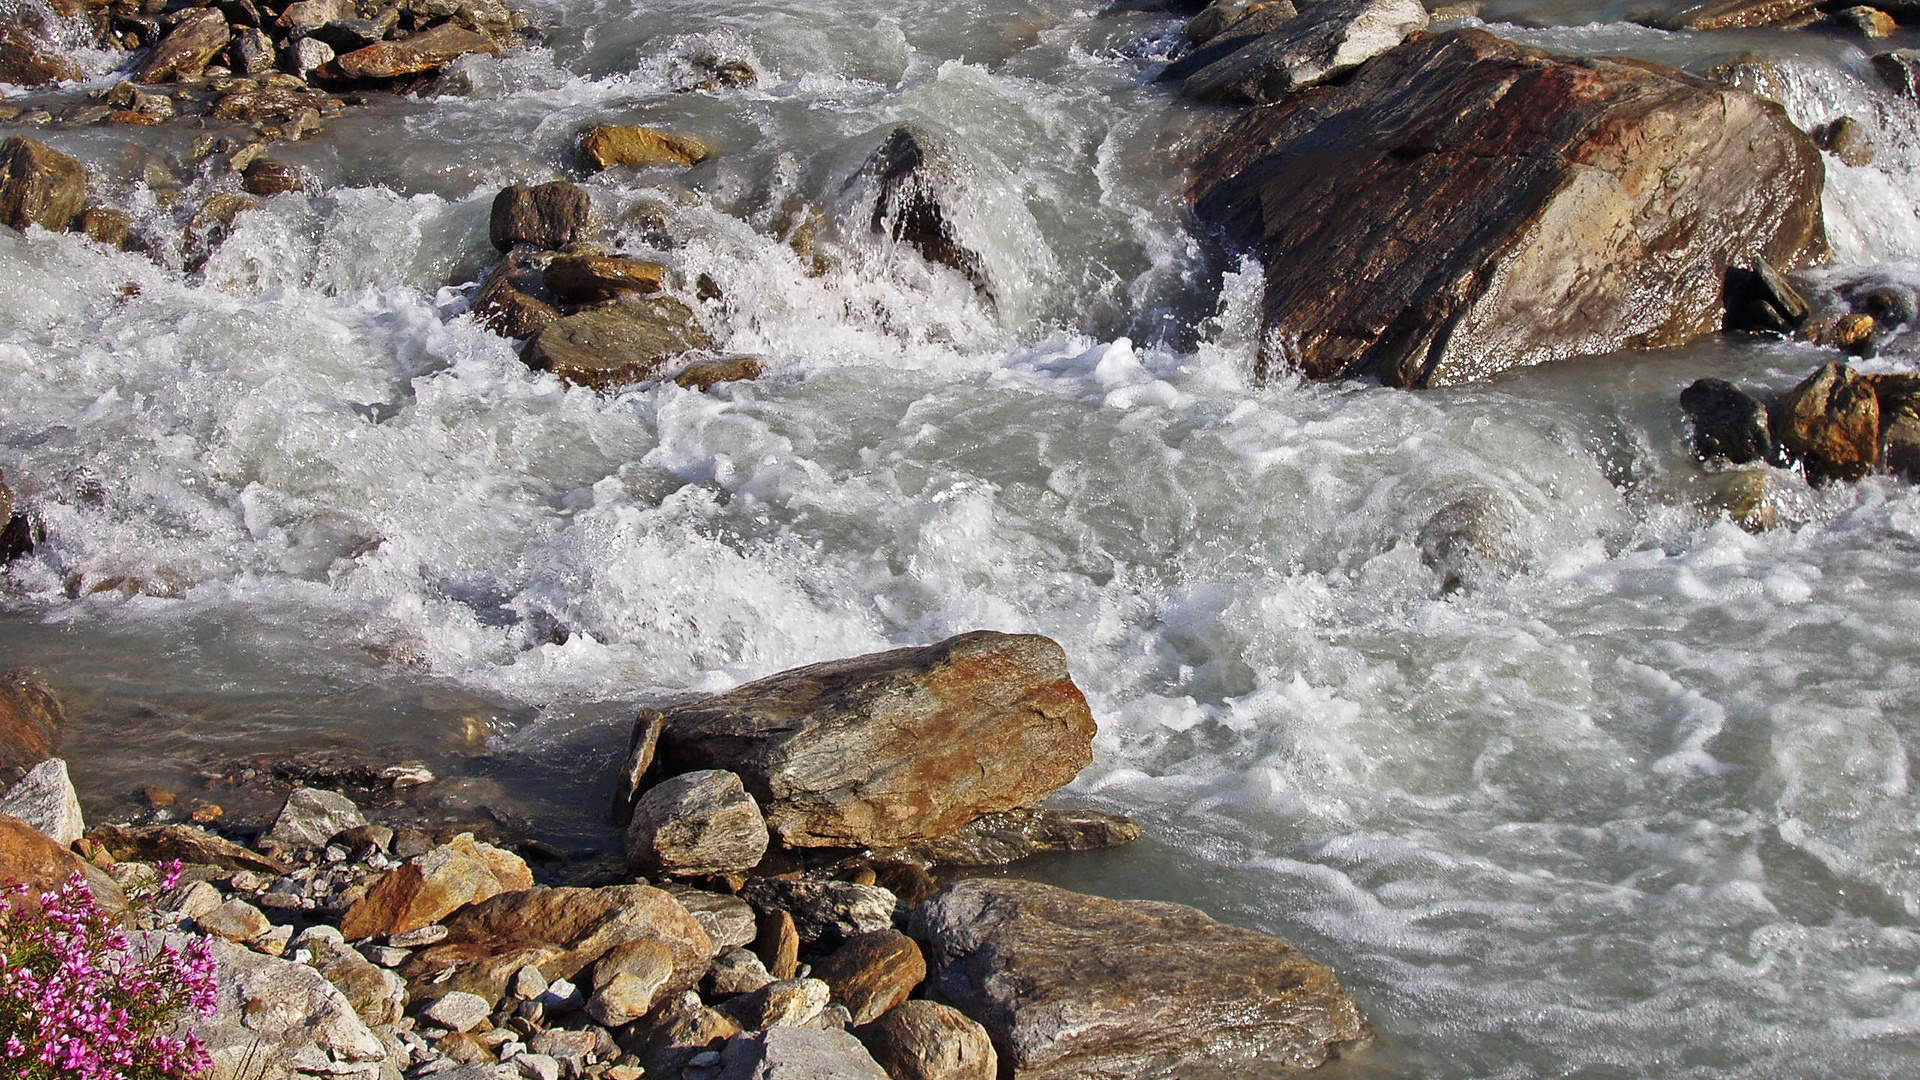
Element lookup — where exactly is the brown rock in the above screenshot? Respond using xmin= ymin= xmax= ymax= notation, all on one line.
xmin=620 ymin=990 xmax=741 ymax=1078
xmin=0 ymin=671 xmax=60 ymax=782
xmin=0 ymin=813 xmax=126 ymax=919
xmin=78 ymin=207 xmax=131 ymax=248
xmin=1839 ymin=4 xmax=1898 ymax=35
xmin=399 ymin=941 xmax=560 ymax=1004
xmin=0 ymin=137 xmax=84 ymax=234
xmin=1653 ymin=0 xmax=1818 ymax=28
xmin=625 ymin=769 xmax=770 ymax=877
xmin=675 ymin=356 xmax=765 ymax=391
xmin=811 ymin=930 xmax=926 ymax=1026
xmin=275 ymin=0 xmax=353 ymax=33
xmin=0 ymin=24 xmax=82 ymax=86
xmin=472 ymin=248 xmax=562 ymax=339
xmin=722 ymin=977 xmax=831 ymax=1030
xmin=587 ymin=939 xmax=677 ymax=1026
xmin=1777 ymin=362 xmax=1880 ymax=484
xmin=329 ymin=23 xmax=496 ymax=81
xmin=338 ymin=833 xmax=531 ymax=939
xmin=209 ymin=86 xmax=344 ymax=123
xmin=1177 ymin=0 xmax=1429 ymax=104
xmin=916 ymin=879 xmax=1368 ymax=1080
xmin=522 ymin=297 xmax=711 ymax=390
xmin=855 ymin=1000 xmax=997 ymax=1080
xmin=133 ymin=8 xmax=231 ymax=83
xmin=197 ymin=898 xmax=271 ymax=941
xmin=84 ymin=823 xmax=290 ymax=875
xmin=580 ymin=125 xmax=712 ymax=170
xmin=654 ymin=631 xmax=1097 ymax=848
xmin=878 ymin=808 xmax=1140 ymax=868
xmin=489 ymin=180 xmax=590 ymax=252
xmin=242 ymin=158 xmax=310 ymax=196
xmin=756 ymin=907 xmax=801 ymax=980
xmin=610 ymin=708 xmax=665 ymax=825
xmin=544 ymin=253 xmax=669 ymax=303
xmin=1191 ymin=29 xmax=1827 ymax=387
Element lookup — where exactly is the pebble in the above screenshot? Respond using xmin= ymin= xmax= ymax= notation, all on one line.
xmin=390 ymin=924 xmax=451 ymax=947
xmin=363 ymin=945 xmax=411 ymax=967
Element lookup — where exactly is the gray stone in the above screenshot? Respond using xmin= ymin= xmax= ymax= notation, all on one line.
xmin=1181 ymin=0 xmax=1426 ymax=103
xmin=740 ymin=878 xmax=898 ymax=948
xmin=0 ymin=757 xmax=82 ymax=846
xmin=626 ymin=769 xmax=770 ymax=877
xmin=854 ymin=999 xmax=997 ymax=1080
xmin=621 ymin=990 xmax=742 ymax=1078
xmin=723 ymin=978 xmax=832 ymax=1030
xmin=514 ymin=1054 xmax=562 ymax=1080
xmin=659 ymin=882 xmax=757 ymax=954
xmin=716 ymin=1026 xmax=890 ymax=1080
xmin=285 ymin=36 xmax=336 ymax=81
xmin=269 ymin=787 xmax=367 ymax=849
xmin=230 ymin=27 xmax=275 ymax=76
xmin=423 ymin=990 xmax=493 ymax=1033
xmin=706 ymin=947 xmax=775 ymax=996
xmin=916 ymin=879 xmax=1368 ymax=1080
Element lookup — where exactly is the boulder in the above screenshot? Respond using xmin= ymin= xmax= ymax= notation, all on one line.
xmin=338 ymin=832 xmax=532 ymax=939
xmin=1877 ymin=50 xmax=1920 ymax=99
xmin=1178 ymin=0 xmax=1428 ymax=104
xmin=422 ymin=989 xmax=492 ymax=1032
xmin=1777 ymin=362 xmax=1880 ymax=484
xmin=1184 ymin=0 xmax=1297 ymax=47
xmin=675 ymin=355 xmax=765 ymax=390
xmin=208 ymin=84 xmax=345 ymax=123
xmin=739 ymin=878 xmax=897 ymax=949
xmin=299 ymin=929 xmax=407 ymax=1026
xmin=1163 ymin=2 xmax=1301 ymax=83
xmin=522 ymin=297 xmax=711 ymax=390
xmin=722 ymin=977 xmax=832 ymax=1030
xmin=1681 ymin=378 xmax=1785 ymax=467
xmin=1818 ymin=117 xmax=1876 ymax=168
xmin=133 ymin=8 xmax=231 ymax=83
xmin=717 ymin=1027 xmax=891 ymax=1080
xmin=0 ymin=136 xmax=85 ymax=233
xmin=267 ymin=786 xmax=367 ymax=849
xmin=1190 ymin=29 xmax=1828 ymax=387
xmin=286 ymin=36 xmax=336 ymax=82
xmin=544 ymin=252 xmax=669 ymax=303
xmin=275 ymin=0 xmax=354 ymax=33
xmin=0 ymin=24 xmax=82 ymax=85
xmin=229 ymin=26 xmax=275 ymax=75
xmin=626 ymin=768 xmax=770 ymax=877
xmin=861 ymin=127 xmax=989 ymax=295
xmin=1880 ymin=383 xmax=1920 ymax=482
xmin=810 ymin=930 xmax=926 ymax=1026
xmin=876 ymin=808 xmax=1140 ymax=868
xmin=85 ymin=822 xmax=290 ymax=875
xmin=329 ymin=22 xmax=496 ymax=80
xmin=490 ymin=180 xmax=591 ymax=252
xmin=1652 ymin=0 xmax=1819 ymax=29
xmin=0 ymin=758 xmax=84 ymax=846
xmin=654 ymin=631 xmax=1097 ymax=849
xmin=0 ymin=813 xmax=125 ymax=918
xmin=855 ymin=1000 xmax=997 ymax=1080
xmin=0 ymin=670 xmax=61 ymax=781
xmin=580 ymin=125 xmax=712 ymax=170
xmin=915 ymin=879 xmax=1369 ymax=1080
xmin=473 ymin=248 xmax=563 ymax=339
xmin=707 ymin=947 xmax=776 ymax=996
xmin=196 ymin=898 xmax=272 ymax=942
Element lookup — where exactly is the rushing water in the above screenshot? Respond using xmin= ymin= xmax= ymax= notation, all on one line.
xmin=6 ymin=0 xmax=1920 ymax=1075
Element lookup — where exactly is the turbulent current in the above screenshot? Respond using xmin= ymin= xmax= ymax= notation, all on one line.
xmin=7 ymin=0 xmax=1920 ymax=1075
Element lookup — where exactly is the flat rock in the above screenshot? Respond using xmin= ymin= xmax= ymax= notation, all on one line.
xmin=134 ymin=8 xmax=231 ymax=82
xmin=339 ymin=832 xmax=532 ymax=939
xmin=626 ymin=768 xmax=770 ymax=877
xmin=0 ymin=136 xmax=84 ymax=233
xmin=523 ymin=297 xmax=711 ymax=390
xmin=655 ymin=631 xmax=1097 ymax=849
xmin=878 ymin=808 xmax=1140 ymax=868
xmin=330 ymin=22 xmax=496 ymax=80
xmin=717 ymin=1026 xmax=890 ymax=1080
xmin=855 ymin=1000 xmax=997 ymax=1080
xmin=915 ymin=879 xmax=1369 ymax=1080
xmin=0 ymin=813 xmax=125 ymax=917
xmin=587 ymin=939 xmax=676 ymax=1026
xmin=268 ymin=786 xmax=367 ymax=849
xmin=1190 ymin=29 xmax=1828 ymax=387
xmin=1180 ymin=0 xmax=1428 ymax=104
xmin=85 ymin=822 xmax=290 ymax=875
xmin=0 ymin=24 xmax=81 ymax=85
xmin=810 ymin=929 xmax=926 ymax=1026
xmin=197 ymin=898 xmax=272 ymax=942
xmin=545 ymin=252 xmax=669 ymax=303
xmin=423 ymin=989 xmax=493 ymax=1032
xmin=675 ymin=355 xmax=765 ymax=390
xmin=580 ymin=125 xmax=712 ymax=170
xmin=1652 ymin=0 xmax=1819 ymax=29
xmin=490 ymin=180 xmax=590 ymax=252
xmin=1777 ymin=362 xmax=1879 ymax=483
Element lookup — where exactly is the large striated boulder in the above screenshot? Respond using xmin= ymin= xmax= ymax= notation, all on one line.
xmin=328 ymin=22 xmax=495 ymax=80
xmin=916 ymin=879 xmax=1368 ymax=1080
xmin=652 ymin=631 xmax=1097 ymax=849
xmin=1178 ymin=0 xmax=1428 ymax=104
xmin=133 ymin=8 xmax=231 ymax=83
xmin=1191 ymin=29 xmax=1827 ymax=388
xmin=0 ymin=137 xmax=85 ymax=234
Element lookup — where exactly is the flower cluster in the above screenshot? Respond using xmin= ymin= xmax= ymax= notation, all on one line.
xmin=0 ymin=865 xmax=219 ymax=1079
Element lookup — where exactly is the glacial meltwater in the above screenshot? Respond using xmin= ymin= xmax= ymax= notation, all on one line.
xmin=6 ymin=0 xmax=1920 ymax=1074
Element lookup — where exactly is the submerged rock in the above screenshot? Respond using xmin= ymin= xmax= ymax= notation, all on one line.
xmin=327 ymin=22 xmax=496 ymax=80
xmin=580 ymin=125 xmax=713 ymax=170
xmin=653 ymin=630 xmax=1097 ymax=849
xmin=522 ymin=297 xmax=712 ymax=390
xmin=861 ymin=126 xmax=990 ymax=296
xmin=1681 ymin=378 xmax=1786 ymax=467
xmin=1191 ymin=29 xmax=1827 ymax=387
xmin=1178 ymin=0 xmax=1429 ymax=104
xmin=0 ymin=136 xmax=85 ymax=233
xmin=490 ymin=180 xmax=590 ymax=252
xmin=674 ymin=355 xmax=765 ymax=390
xmin=1777 ymin=362 xmax=1879 ymax=483
xmin=916 ymin=879 xmax=1369 ymax=1080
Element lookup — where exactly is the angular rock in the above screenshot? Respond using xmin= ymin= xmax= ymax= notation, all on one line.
xmin=0 ymin=813 xmax=125 ymax=917
xmin=622 ymin=989 xmax=743 ymax=1077
xmin=856 ymin=999 xmax=997 ymax=1080
xmin=580 ymin=125 xmax=712 ymax=170
xmin=545 ymin=253 xmax=669 ymax=303
xmin=878 ymin=808 xmax=1140 ymax=868
xmin=275 ymin=0 xmax=354 ymax=33
xmin=85 ymin=822 xmax=290 ymax=875
xmin=423 ymin=989 xmax=492 ymax=1032
xmin=707 ymin=947 xmax=776 ymax=996
xmin=626 ymin=768 xmax=770 ymax=877
xmin=1839 ymin=5 xmax=1897 ymax=35
xmin=1163 ymin=1 xmax=1300 ymax=83
xmin=1818 ymin=117 xmax=1876 ymax=168
xmin=303 ymin=933 xmax=407 ymax=1026
xmin=1653 ymin=0 xmax=1818 ymax=29
xmin=659 ymin=880 xmax=757 ymax=954
xmin=1180 ymin=0 xmax=1428 ymax=104
xmin=330 ymin=22 xmax=496 ymax=80
xmin=339 ymin=832 xmax=532 ymax=939
xmin=0 ymin=136 xmax=84 ymax=233
xmin=197 ymin=898 xmax=272 ymax=942
xmin=1191 ymin=29 xmax=1828 ymax=387
xmin=473 ymin=248 xmax=563 ymax=339
xmin=610 ymin=708 xmax=666 ymax=824
xmin=739 ymin=878 xmax=897 ymax=948
xmin=268 ymin=786 xmax=367 ymax=849
xmin=1185 ymin=0 xmax=1296 ymax=47
xmin=1777 ymin=362 xmax=1880 ymax=484
xmin=523 ymin=297 xmax=711 ymax=390
xmin=756 ymin=907 xmax=801 ymax=980
xmin=490 ymin=181 xmax=591 ymax=252
xmin=310 ymin=17 xmax=385 ymax=51
xmin=286 ymin=36 xmax=336 ymax=82
xmin=656 ymin=631 xmax=1097 ymax=848
xmin=861 ymin=127 xmax=989 ymax=295
xmin=717 ymin=1026 xmax=890 ymax=1080
xmin=916 ymin=879 xmax=1369 ymax=1080
xmin=723 ymin=977 xmax=832 ymax=1030
xmin=0 ymin=758 xmax=82 ymax=846
xmin=133 ymin=8 xmax=231 ymax=83
xmin=675 ymin=355 xmax=765 ymax=391
xmin=1723 ymin=262 xmax=1809 ymax=335
xmin=587 ymin=939 xmax=676 ymax=1026
xmin=209 ymin=84 xmax=344 ymax=123
xmin=1681 ymin=378 xmax=1784 ymax=468
xmin=810 ymin=930 xmax=926 ymax=1026
xmin=0 ymin=672 xmax=60 ymax=785
xmin=0 ymin=24 xmax=82 ymax=86
xmin=229 ymin=26 xmax=275 ymax=75
xmin=78 ymin=206 xmax=130 ymax=248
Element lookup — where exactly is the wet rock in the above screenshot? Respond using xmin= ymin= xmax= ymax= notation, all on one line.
xmin=717 ymin=1026 xmax=888 ymax=1080
xmin=610 ymin=708 xmax=666 ymax=825
xmin=229 ymin=26 xmax=275 ymax=75
xmin=1681 ymin=378 xmax=1785 ymax=467
xmin=1184 ymin=0 xmax=1295 ymax=46
xmin=1178 ymin=0 xmax=1428 ymax=104
xmin=622 ymin=990 xmax=742 ymax=1078
xmin=877 ymin=808 xmax=1141 ymax=868
xmin=723 ymin=977 xmax=833 ymax=1030
xmin=1839 ymin=4 xmax=1897 ymax=35
xmin=1877 ymin=379 xmax=1920 ymax=481
xmin=626 ymin=768 xmax=770 ymax=877
xmin=339 ymin=832 xmax=532 ymax=939
xmin=706 ymin=946 xmax=775 ymax=996
xmin=1777 ymin=362 xmax=1880 ymax=484
xmin=674 ymin=355 xmax=765 ymax=390
xmin=0 ymin=813 xmax=125 ymax=916
xmin=0 ymin=758 xmax=84 ymax=846
xmin=1652 ymin=0 xmax=1818 ymax=28
xmin=184 ymin=192 xmax=259 ymax=271
xmin=1162 ymin=1 xmax=1300 ymax=83
xmin=522 ymin=297 xmax=712 ymax=390
xmin=655 ymin=631 xmax=1097 ymax=849
xmin=811 ymin=930 xmax=926 ymax=1026
xmin=329 ymin=22 xmax=495 ymax=80
xmin=242 ymin=157 xmax=310 ymax=196
xmin=587 ymin=938 xmax=676 ymax=1026
xmin=1723 ymin=262 xmax=1809 ymax=335
xmin=855 ymin=999 xmax=997 ymax=1080
xmin=861 ymin=126 xmax=989 ymax=295
xmin=490 ymin=180 xmax=590 ymax=252
xmin=86 ymin=822 xmax=289 ymax=875
xmin=1697 ymin=51 xmax=1786 ymax=103
xmin=77 ymin=206 xmax=129 ymax=248
xmin=1818 ymin=117 xmax=1876 ymax=168
xmin=0 ymin=670 xmax=61 ymax=782
xmin=268 ymin=786 xmax=367 ymax=849
xmin=580 ymin=125 xmax=713 ymax=170
xmin=0 ymin=24 xmax=82 ymax=85
xmin=739 ymin=878 xmax=897 ymax=949
xmin=472 ymin=248 xmax=563 ymax=339
xmin=544 ymin=252 xmax=669 ymax=303
xmin=682 ymin=54 xmax=758 ymax=91
xmin=917 ymin=879 xmax=1369 ymax=1080
xmin=134 ymin=8 xmax=231 ymax=82
xmin=209 ymin=84 xmax=344 ymax=123
xmin=197 ymin=898 xmax=272 ymax=942
xmin=1191 ymin=29 xmax=1828 ymax=387
xmin=0 ymin=136 xmax=84 ymax=233
xmin=1875 ymin=49 xmax=1920 ymax=99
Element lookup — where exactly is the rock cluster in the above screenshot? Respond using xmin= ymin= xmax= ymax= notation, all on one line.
xmin=1681 ymin=362 xmax=1920 ymax=487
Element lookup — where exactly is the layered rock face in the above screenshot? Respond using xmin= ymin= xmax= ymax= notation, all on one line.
xmin=1191 ymin=29 xmax=1827 ymax=387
